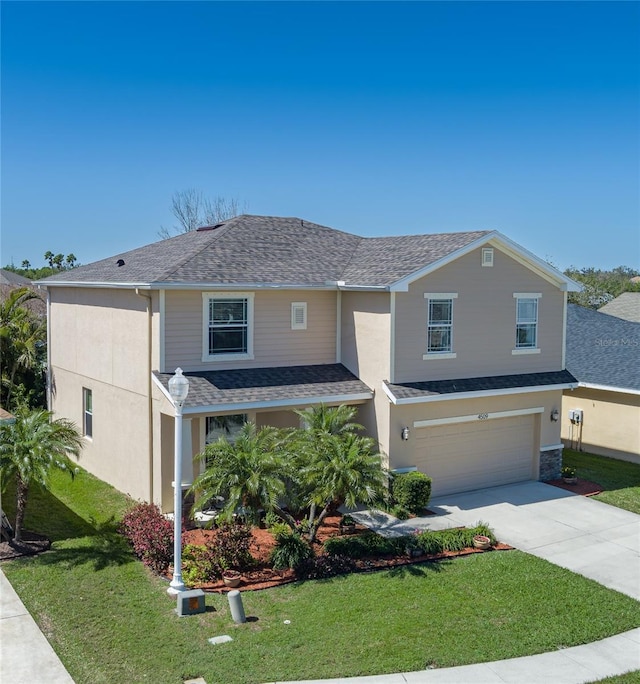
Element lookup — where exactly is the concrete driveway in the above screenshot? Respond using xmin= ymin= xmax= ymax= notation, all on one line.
xmin=353 ymin=481 xmax=640 ymax=600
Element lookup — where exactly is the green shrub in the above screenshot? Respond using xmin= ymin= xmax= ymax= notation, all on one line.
xmin=214 ymin=522 xmax=255 ymax=571
xmin=391 ymin=471 xmax=432 ymax=514
xmin=297 ymin=554 xmax=356 ymax=579
xmin=413 ymin=523 xmax=497 ymax=555
xmin=324 ymin=532 xmax=402 ymax=559
xmin=415 ymin=531 xmax=444 ymax=555
xmin=389 ymin=504 xmax=411 ymax=520
xmin=182 ymin=544 xmax=220 ymax=586
xmin=269 ymin=528 xmax=314 ymax=571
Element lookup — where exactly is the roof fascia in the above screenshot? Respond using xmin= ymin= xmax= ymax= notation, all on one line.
xmin=155 ymin=282 xmax=340 ymax=291
xmin=577 ymin=381 xmax=640 ymax=397
xmin=389 ymin=232 xmax=498 ymax=292
xmin=383 ymin=380 xmax=578 ymax=405
xmin=181 ymin=391 xmax=373 ymax=415
xmin=35 ymin=281 xmax=152 ymax=289
xmin=487 ymin=233 xmax=582 ymax=292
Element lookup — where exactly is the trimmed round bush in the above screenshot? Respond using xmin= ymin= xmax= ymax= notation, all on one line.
xmin=392 ymin=471 xmax=432 ymax=514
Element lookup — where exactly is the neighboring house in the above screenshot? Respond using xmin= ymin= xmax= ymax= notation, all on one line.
xmin=598 ymin=292 xmax=640 ymax=323
xmin=0 ymin=268 xmax=46 ymax=317
xmin=39 ymin=215 xmax=580 ymax=512
xmin=562 ymin=304 xmax=640 ymax=464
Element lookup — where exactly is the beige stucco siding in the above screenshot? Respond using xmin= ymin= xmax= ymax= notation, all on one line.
xmin=164 ymin=289 xmax=337 ymax=371
xmin=340 ymin=291 xmax=391 ymax=456
xmin=562 ymin=387 xmax=640 ymax=463
xmin=393 ymin=247 xmax=565 ymax=383
xmin=387 ymin=389 xmax=563 ymax=477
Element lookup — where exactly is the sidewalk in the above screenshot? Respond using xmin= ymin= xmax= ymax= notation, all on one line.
xmin=0 ymin=568 xmax=74 ymax=684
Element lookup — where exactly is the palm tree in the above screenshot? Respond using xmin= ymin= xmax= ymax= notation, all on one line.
xmin=294 ymin=403 xmax=363 ymax=436
xmin=0 ymin=408 xmax=83 ymax=542
xmin=190 ymin=423 xmax=295 ymax=527
xmin=301 ymin=431 xmax=386 ymax=542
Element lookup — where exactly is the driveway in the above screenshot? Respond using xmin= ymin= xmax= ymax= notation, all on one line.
xmin=353 ymin=481 xmax=640 ymax=600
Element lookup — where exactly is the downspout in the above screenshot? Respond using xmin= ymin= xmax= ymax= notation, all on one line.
xmin=45 ymin=287 xmax=52 ymax=411
xmin=136 ymin=288 xmax=154 ymax=504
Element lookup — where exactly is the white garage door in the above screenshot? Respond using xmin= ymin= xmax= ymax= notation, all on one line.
xmin=414 ymin=414 xmax=535 ymax=496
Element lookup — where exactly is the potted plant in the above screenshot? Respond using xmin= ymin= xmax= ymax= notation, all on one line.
xmin=339 ymin=514 xmax=357 ymax=534
xmin=472 ymin=535 xmax=491 ymax=550
xmin=561 ymin=466 xmax=578 ymax=484
xmin=221 ymin=569 xmax=242 ymax=588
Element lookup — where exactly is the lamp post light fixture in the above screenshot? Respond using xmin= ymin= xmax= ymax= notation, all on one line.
xmin=550 ymin=409 xmax=559 ymax=422
xmin=401 ymin=426 xmax=410 ymax=441
xmin=167 ymin=367 xmax=189 ymax=595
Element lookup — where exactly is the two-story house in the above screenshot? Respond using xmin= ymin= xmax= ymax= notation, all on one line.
xmin=40 ymin=215 xmax=579 ymax=512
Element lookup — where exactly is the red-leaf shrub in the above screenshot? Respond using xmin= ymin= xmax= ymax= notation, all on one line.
xmin=120 ymin=502 xmax=174 ymax=574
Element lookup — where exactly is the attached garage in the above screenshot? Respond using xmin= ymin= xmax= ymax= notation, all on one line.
xmin=414 ymin=412 xmax=537 ymax=496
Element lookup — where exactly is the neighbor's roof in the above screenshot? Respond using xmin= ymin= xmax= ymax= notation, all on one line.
xmin=566 ymin=304 xmax=640 ymax=393
xmin=153 ymin=363 xmax=373 ymax=413
xmin=598 ymin=292 xmax=640 ymax=323
xmin=38 ymin=214 xmax=574 ymax=291
xmin=0 ymin=269 xmax=32 ymax=286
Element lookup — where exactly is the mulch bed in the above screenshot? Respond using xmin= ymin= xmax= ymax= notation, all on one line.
xmin=546 ymin=477 xmax=604 ymax=497
xmin=0 ymin=531 xmax=51 ymax=561
xmin=175 ymin=515 xmax=513 ymax=593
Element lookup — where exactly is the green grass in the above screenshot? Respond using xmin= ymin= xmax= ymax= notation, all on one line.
xmin=2 ymin=467 xmax=640 ymax=684
xmin=563 ymin=449 xmax=640 ymax=514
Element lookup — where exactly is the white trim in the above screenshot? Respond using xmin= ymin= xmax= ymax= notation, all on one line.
xmin=424 ymin=292 xmax=459 ymax=299
xmin=414 ymin=406 xmax=544 ymax=428
xmin=513 ymin=292 xmax=542 ymax=299
xmin=201 ymin=291 xmax=254 ymax=362
xmin=291 ymin=302 xmax=307 ymax=330
xmin=481 ymin=247 xmax=494 ymax=267
xmin=152 ymin=373 xmax=175 ymax=406
xmin=389 ymin=292 xmax=396 ymax=383
xmin=383 ymin=381 xmax=578 ymax=405
xmin=562 ymin=291 xmax=568 ymax=370
xmin=423 ymin=352 xmax=457 ymax=360
xmin=512 ymin=348 xmax=541 ymax=355
xmin=159 ymin=289 xmax=166 ymax=373
xmin=336 ymin=290 xmax=342 ymax=363
xmin=514 ymin=294 xmax=539 ymax=350
xmin=578 ymin=382 xmax=640 ymax=397
xmin=540 ymin=443 xmax=564 ymax=452
xmin=181 ymin=392 xmax=373 ymax=416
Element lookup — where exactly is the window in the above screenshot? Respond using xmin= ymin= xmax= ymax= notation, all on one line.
xmin=205 ymin=414 xmax=247 ymax=445
xmin=83 ymin=388 xmax=93 ymax=438
xmin=515 ymin=296 xmax=538 ymax=349
xmin=291 ymin=302 xmax=307 ymax=330
xmin=202 ymin=292 xmax=254 ymax=361
xmin=482 ymin=247 xmax=494 ymax=267
xmin=423 ymin=293 xmax=457 ymax=358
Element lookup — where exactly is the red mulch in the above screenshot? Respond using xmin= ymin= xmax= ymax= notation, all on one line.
xmin=546 ymin=477 xmax=604 ymax=497
xmin=175 ymin=515 xmax=513 ymax=593
xmin=0 ymin=531 xmax=51 ymax=561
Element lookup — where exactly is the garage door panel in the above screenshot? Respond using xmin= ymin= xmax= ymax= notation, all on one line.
xmin=415 ymin=415 xmax=534 ymax=496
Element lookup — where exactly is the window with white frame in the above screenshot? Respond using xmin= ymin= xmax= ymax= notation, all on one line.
xmin=291 ymin=302 xmax=307 ymax=330
xmin=202 ymin=292 xmax=254 ymax=361
xmin=515 ymin=296 xmax=539 ymax=348
xmin=83 ymin=388 xmax=93 ymax=438
xmin=205 ymin=414 xmax=247 ymax=445
xmin=425 ymin=294 xmax=457 ymax=354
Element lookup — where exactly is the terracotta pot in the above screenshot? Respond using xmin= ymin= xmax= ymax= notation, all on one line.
xmin=472 ymin=535 xmax=491 ymax=550
xmin=222 ymin=572 xmax=242 ymax=588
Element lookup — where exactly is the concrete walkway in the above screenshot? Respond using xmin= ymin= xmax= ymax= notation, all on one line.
xmin=1 ymin=482 xmax=639 ymax=684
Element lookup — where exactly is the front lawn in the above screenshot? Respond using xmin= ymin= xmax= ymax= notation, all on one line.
xmin=563 ymin=449 xmax=640 ymax=514
xmin=2 ymin=468 xmax=640 ymax=684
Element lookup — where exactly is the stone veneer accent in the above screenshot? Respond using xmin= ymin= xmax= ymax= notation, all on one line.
xmin=539 ymin=447 xmax=563 ymax=481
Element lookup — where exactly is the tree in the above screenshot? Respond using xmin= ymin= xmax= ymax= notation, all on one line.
xmin=0 ymin=287 xmax=47 ymax=410
xmin=44 ymin=251 xmax=54 ymax=268
xmin=159 ymin=188 xmax=246 ymax=238
xmin=0 ymin=407 xmax=83 ymax=542
xmin=565 ymin=265 xmax=640 ymax=309
xmin=190 ymin=422 xmax=295 ymax=527
xmin=21 ymin=260 xmax=31 ymax=270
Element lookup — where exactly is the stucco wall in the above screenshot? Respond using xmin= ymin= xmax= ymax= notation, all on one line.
xmin=562 ymin=387 xmax=640 ymax=463
xmin=393 ymin=246 xmax=565 ymax=383
xmin=163 ymin=289 xmax=337 ymax=372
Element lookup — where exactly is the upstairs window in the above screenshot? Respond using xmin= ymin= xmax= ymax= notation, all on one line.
xmin=424 ymin=293 xmax=457 ymax=358
xmin=202 ymin=292 xmax=254 ymax=361
xmin=515 ymin=296 xmax=539 ymax=349
xmin=83 ymin=388 xmax=93 ymax=438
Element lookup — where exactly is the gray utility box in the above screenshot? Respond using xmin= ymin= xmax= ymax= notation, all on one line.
xmin=177 ymin=589 xmax=206 ymax=617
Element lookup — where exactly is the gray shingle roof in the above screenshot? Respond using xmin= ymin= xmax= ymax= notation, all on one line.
xmin=39 ymin=215 xmax=491 ymax=289
xmin=598 ymin=292 xmax=640 ymax=323
xmin=385 ymin=370 xmax=577 ymax=401
xmin=566 ymin=304 xmax=640 ymax=392
xmin=154 ymin=363 xmax=373 ymax=410
xmin=0 ymin=269 xmax=32 ymax=286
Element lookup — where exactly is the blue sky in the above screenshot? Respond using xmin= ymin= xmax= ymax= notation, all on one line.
xmin=2 ymin=1 xmax=639 ymax=271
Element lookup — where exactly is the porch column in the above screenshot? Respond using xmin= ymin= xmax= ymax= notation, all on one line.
xmin=181 ymin=418 xmax=193 ymax=487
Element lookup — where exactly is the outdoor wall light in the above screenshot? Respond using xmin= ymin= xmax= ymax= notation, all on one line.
xmin=550 ymin=409 xmax=559 ymax=422
xmin=401 ymin=426 xmax=410 ymax=441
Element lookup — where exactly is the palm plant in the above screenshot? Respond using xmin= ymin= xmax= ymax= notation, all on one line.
xmin=190 ymin=423 xmax=295 ymax=527
xmin=0 ymin=407 xmax=83 ymax=542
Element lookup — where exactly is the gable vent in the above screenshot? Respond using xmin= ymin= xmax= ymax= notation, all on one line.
xmin=291 ymin=302 xmax=307 ymax=330
xmin=482 ymin=247 xmax=494 ymax=267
